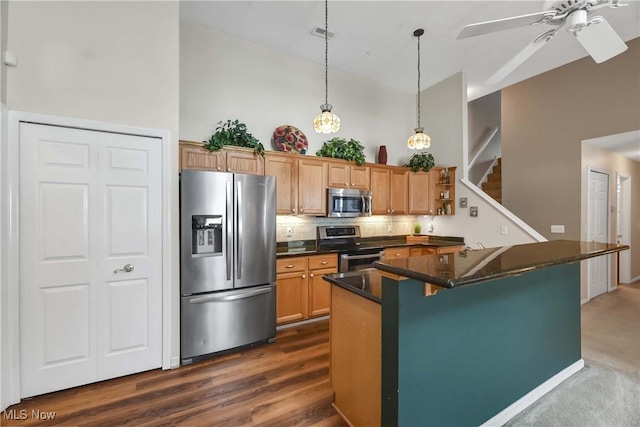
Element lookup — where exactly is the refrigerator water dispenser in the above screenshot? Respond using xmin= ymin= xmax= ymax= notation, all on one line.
xmin=191 ymin=215 xmax=222 ymax=255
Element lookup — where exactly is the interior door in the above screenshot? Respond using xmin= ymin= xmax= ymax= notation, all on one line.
xmin=19 ymin=123 xmax=162 ymax=397
xmin=96 ymin=131 xmax=162 ymax=380
xmin=588 ymin=170 xmax=609 ymax=299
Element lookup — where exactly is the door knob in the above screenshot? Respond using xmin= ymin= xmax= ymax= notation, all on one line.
xmin=114 ymin=264 xmax=134 ymax=274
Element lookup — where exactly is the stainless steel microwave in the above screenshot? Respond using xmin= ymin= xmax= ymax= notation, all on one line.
xmin=327 ymin=188 xmax=372 ymax=218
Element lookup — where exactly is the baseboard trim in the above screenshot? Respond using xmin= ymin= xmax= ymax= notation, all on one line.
xmin=170 ymin=356 xmax=180 ymax=369
xmin=581 ymin=298 xmax=591 ymax=305
xmin=480 ymin=359 xmax=584 ymax=427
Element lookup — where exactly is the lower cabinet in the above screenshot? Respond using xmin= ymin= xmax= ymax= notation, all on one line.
xmin=383 ymin=246 xmax=411 ymax=260
xmin=276 ymin=253 xmax=337 ymax=325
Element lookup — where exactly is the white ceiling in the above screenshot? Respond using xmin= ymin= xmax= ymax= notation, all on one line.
xmin=180 ymin=0 xmax=640 ymax=101
xmin=584 ymin=130 xmax=640 ymax=162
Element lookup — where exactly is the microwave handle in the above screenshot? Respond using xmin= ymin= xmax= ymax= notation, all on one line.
xmin=363 ymin=195 xmax=371 ymax=214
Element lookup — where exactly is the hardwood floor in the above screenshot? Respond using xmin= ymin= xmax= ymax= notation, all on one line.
xmin=2 ymin=321 xmax=348 ymax=427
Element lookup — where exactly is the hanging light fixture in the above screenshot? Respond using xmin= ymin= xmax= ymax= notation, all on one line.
xmin=313 ymin=0 xmax=340 ymax=134
xmin=407 ymin=28 xmax=431 ymax=150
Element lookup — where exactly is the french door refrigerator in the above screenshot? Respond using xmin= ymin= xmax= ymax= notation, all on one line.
xmin=180 ymin=170 xmax=276 ymax=364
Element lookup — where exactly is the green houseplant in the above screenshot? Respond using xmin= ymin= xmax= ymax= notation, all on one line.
xmin=404 ymin=152 xmax=435 ymax=172
xmin=414 ymin=223 xmax=422 ymax=235
xmin=316 ymin=137 xmax=366 ymax=166
xmin=203 ymin=119 xmax=265 ymax=156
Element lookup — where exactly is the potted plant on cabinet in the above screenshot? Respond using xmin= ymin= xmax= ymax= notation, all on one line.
xmin=403 ymin=152 xmax=435 ymax=172
xmin=316 ymin=137 xmax=366 ymax=166
xmin=203 ymin=119 xmax=265 ymax=156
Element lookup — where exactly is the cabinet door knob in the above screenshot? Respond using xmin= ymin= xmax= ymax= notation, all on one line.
xmin=391 ymin=209 xmax=395 ymax=213
xmin=345 ymin=182 xmax=349 ymax=186
xmin=300 ymin=208 xmax=304 ymax=213
xmin=302 ymin=274 xmax=306 ymax=279
xmin=310 ymin=273 xmax=314 ymax=278
xmin=292 ymin=208 xmax=295 ymax=213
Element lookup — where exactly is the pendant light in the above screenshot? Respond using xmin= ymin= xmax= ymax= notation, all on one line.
xmin=313 ymin=0 xmax=340 ymax=134
xmin=407 ymin=29 xmax=431 ymax=150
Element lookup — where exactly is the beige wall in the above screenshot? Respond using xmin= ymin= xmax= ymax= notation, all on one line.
xmin=581 ymin=143 xmax=640 ymax=291
xmin=501 ymin=38 xmax=640 ymax=242
xmin=5 ymin=1 xmax=181 ymax=363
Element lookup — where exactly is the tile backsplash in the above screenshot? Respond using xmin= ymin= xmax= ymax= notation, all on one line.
xmin=276 ymin=215 xmax=417 ymax=242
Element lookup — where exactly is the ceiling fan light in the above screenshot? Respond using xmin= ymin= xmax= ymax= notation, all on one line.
xmin=314 ymin=104 xmax=341 ymax=134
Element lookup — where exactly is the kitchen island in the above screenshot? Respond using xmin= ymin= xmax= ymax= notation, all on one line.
xmin=323 ymin=240 xmax=628 ymax=427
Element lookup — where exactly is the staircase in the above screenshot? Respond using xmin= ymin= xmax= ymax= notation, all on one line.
xmin=482 ymin=158 xmax=502 ymax=204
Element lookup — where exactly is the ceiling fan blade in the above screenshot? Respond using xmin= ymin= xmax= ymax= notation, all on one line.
xmin=575 ymin=17 xmax=628 ymax=63
xmin=485 ymin=30 xmax=556 ymax=85
xmin=457 ymin=10 xmax=556 ymax=39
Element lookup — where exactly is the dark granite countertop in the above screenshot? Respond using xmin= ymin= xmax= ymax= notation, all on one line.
xmin=322 ymin=268 xmax=382 ymax=304
xmin=276 ymin=235 xmax=465 ymax=257
xmin=373 ymin=240 xmax=629 ymax=289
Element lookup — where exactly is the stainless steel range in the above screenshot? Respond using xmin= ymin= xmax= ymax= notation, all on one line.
xmin=316 ymin=225 xmax=385 ymax=272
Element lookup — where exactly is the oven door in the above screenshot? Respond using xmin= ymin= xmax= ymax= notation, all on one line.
xmin=339 ymin=249 xmax=385 ymax=272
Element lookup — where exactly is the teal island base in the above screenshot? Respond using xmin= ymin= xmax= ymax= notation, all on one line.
xmin=381 ymin=263 xmax=581 ymax=426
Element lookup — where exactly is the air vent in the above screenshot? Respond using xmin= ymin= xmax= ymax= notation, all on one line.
xmin=311 ymin=26 xmax=336 ymax=40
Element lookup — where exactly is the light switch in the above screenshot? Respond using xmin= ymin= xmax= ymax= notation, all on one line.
xmin=551 ymin=225 xmax=565 ymax=234
xmin=500 ymin=225 xmax=508 ymax=235
xmin=286 ymin=227 xmax=293 ymax=237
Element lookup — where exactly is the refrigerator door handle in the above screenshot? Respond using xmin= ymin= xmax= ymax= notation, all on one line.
xmin=188 ymin=287 xmax=271 ymax=304
xmin=236 ymin=180 xmax=243 ymax=280
xmin=226 ymin=180 xmax=233 ymax=281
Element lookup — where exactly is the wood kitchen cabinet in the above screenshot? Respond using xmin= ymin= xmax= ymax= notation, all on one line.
xmin=370 ymin=166 xmax=408 ymax=215
xmin=276 ymin=253 xmax=337 ymax=325
xmin=179 ymin=140 xmax=226 ymax=172
xmin=408 ymin=171 xmax=433 ymax=214
xmin=179 ymin=141 xmax=263 ymax=175
xmin=326 ymin=159 xmax=370 ymax=190
xmin=264 ymin=152 xmax=298 ymax=215
xmin=297 ymin=158 xmax=327 ymax=215
xmin=383 ymin=246 xmax=411 ymax=260
xmin=225 ymin=146 xmax=264 ymax=175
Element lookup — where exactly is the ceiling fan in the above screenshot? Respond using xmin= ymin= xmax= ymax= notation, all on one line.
xmin=457 ymin=0 xmax=629 ymax=85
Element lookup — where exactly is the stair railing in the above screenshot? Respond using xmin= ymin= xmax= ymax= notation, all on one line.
xmin=468 ymin=127 xmax=499 ymax=170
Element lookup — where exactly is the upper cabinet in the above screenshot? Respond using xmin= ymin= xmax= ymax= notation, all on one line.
xmin=180 ymin=141 xmax=225 ymax=172
xmin=407 ymin=167 xmax=456 ymax=216
xmin=179 ymin=141 xmax=263 ymax=175
xmin=264 ymin=152 xmax=298 ymax=215
xmin=264 ymin=153 xmax=327 ymax=216
xmin=408 ymin=172 xmax=433 ymax=215
xmin=298 ymin=157 xmax=327 ymax=215
xmin=370 ymin=166 xmax=408 ymax=215
xmin=326 ymin=159 xmax=370 ymax=190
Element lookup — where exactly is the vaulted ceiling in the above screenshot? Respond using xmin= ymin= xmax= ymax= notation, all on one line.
xmin=180 ymin=1 xmax=640 ymax=100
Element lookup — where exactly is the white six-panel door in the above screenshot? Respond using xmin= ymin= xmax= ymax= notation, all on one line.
xmin=588 ymin=169 xmax=609 ymax=299
xmin=19 ymin=123 xmax=162 ymax=397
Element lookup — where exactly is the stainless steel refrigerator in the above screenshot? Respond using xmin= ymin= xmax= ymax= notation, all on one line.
xmin=180 ymin=170 xmax=276 ymax=365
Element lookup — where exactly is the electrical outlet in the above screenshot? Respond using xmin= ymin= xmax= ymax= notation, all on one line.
xmin=387 ymin=224 xmax=393 ymax=233
xmin=286 ymin=227 xmax=293 ymax=237
xmin=551 ymin=225 xmax=565 ymax=234
xmin=500 ymin=225 xmax=508 ymax=235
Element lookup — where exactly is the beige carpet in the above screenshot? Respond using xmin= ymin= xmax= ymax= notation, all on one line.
xmin=506 ymin=283 xmax=640 ymax=427
xmin=582 ymin=283 xmax=640 ymax=376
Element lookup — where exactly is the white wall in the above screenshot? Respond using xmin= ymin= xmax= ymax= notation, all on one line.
xmin=180 ymin=20 xmax=416 ymax=167
xmin=0 ymin=0 xmax=9 ymax=411
xmin=2 ymin=1 xmax=181 ymax=400
xmin=416 ymin=72 xmax=540 ymax=248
